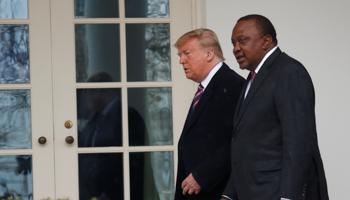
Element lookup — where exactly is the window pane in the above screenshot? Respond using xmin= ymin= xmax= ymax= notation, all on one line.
xmin=125 ymin=0 xmax=169 ymax=18
xmin=128 ymin=87 xmax=172 ymax=146
xmin=0 ymin=155 xmax=32 ymax=199
xmin=0 ymin=90 xmax=31 ymax=149
xmin=130 ymin=152 xmax=174 ymax=200
xmin=0 ymin=0 xmax=28 ymax=19
xmin=126 ymin=24 xmax=171 ymax=82
xmin=79 ymin=153 xmax=123 ymax=200
xmin=77 ymin=88 xmax=122 ymax=147
xmin=0 ymin=25 xmax=30 ymax=84
xmin=74 ymin=0 xmax=119 ymax=18
xmin=75 ymin=24 xmax=121 ymax=82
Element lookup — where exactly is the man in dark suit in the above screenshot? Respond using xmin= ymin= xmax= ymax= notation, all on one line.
xmin=221 ymin=15 xmax=329 ymax=200
xmin=77 ymin=71 xmax=146 ymax=200
xmin=174 ymin=28 xmax=245 ymax=200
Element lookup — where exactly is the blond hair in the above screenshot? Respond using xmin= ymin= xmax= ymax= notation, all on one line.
xmin=174 ymin=28 xmax=225 ymax=61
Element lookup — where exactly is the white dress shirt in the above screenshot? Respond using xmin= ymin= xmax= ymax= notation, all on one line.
xmin=244 ymin=46 xmax=278 ymax=98
xmin=200 ymin=61 xmax=223 ymax=91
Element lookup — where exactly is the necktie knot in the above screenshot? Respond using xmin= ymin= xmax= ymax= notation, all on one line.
xmin=198 ymin=84 xmax=204 ymax=91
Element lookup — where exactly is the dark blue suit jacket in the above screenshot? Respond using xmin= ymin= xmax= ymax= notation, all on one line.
xmin=175 ymin=63 xmax=245 ymax=200
xmin=223 ymin=48 xmax=329 ymax=200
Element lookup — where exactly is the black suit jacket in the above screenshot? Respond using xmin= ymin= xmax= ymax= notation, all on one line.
xmin=175 ymin=63 xmax=245 ymax=200
xmin=223 ymin=48 xmax=329 ymax=200
xmin=78 ymin=98 xmax=146 ymax=200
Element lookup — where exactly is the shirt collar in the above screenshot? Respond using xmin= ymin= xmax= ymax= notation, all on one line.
xmin=254 ymin=46 xmax=278 ymax=74
xmin=200 ymin=61 xmax=223 ymax=90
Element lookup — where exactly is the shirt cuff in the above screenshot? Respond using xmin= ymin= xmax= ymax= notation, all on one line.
xmin=221 ymin=195 xmax=233 ymax=200
xmin=281 ymin=198 xmax=291 ymax=200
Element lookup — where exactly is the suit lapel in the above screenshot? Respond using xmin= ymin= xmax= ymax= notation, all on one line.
xmin=233 ymin=77 xmax=249 ymax=125
xmin=233 ymin=48 xmax=282 ymax=132
xmin=82 ymin=112 xmax=99 ymax=147
xmin=182 ymin=63 xmax=230 ymax=135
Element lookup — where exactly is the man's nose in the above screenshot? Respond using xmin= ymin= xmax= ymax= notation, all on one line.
xmin=233 ymin=44 xmax=241 ymax=54
xmin=179 ymin=56 xmax=186 ymax=64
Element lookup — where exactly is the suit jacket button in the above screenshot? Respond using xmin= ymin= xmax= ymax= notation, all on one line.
xmin=231 ymin=137 xmax=236 ymax=141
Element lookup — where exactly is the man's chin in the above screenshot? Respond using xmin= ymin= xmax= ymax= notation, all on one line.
xmin=186 ymin=75 xmax=194 ymax=81
xmin=239 ymin=64 xmax=249 ymax=70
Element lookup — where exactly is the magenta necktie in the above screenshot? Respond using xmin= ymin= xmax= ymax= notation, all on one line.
xmin=250 ymin=71 xmax=256 ymax=84
xmin=192 ymin=84 xmax=204 ymax=109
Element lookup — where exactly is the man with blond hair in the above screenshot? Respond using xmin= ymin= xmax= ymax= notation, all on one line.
xmin=174 ymin=28 xmax=244 ymax=200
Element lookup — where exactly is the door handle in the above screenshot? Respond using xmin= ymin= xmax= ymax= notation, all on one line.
xmin=65 ymin=136 xmax=74 ymax=144
xmin=38 ymin=136 xmax=47 ymax=144
xmin=64 ymin=120 xmax=73 ymax=129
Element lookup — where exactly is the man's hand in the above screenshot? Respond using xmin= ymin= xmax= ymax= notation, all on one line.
xmin=181 ymin=173 xmax=202 ymax=195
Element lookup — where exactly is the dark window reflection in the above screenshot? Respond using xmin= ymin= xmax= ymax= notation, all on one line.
xmin=75 ymin=24 xmax=121 ymax=82
xmin=77 ymin=72 xmax=147 ymax=147
xmin=79 ymin=153 xmax=123 ymax=200
xmin=125 ymin=0 xmax=169 ymax=18
xmin=126 ymin=24 xmax=171 ymax=82
xmin=77 ymin=87 xmax=122 ymax=147
xmin=130 ymin=152 xmax=174 ymax=200
xmin=74 ymin=0 xmax=119 ymax=18
xmin=0 ymin=155 xmax=33 ymax=200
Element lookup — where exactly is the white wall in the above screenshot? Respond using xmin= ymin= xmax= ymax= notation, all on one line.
xmin=205 ymin=0 xmax=350 ymax=199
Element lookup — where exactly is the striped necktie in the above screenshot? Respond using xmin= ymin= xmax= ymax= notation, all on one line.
xmin=192 ymin=84 xmax=204 ymax=109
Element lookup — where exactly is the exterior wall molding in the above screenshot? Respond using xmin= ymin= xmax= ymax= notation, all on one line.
xmin=191 ymin=0 xmax=207 ymax=29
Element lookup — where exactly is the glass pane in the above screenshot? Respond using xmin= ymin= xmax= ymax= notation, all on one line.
xmin=0 ymin=0 xmax=28 ymax=19
xmin=77 ymin=88 xmax=122 ymax=147
xmin=79 ymin=153 xmax=123 ymax=200
xmin=75 ymin=24 xmax=121 ymax=82
xmin=0 ymin=90 xmax=31 ymax=149
xmin=130 ymin=151 xmax=174 ymax=200
xmin=0 ymin=25 xmax=30 ymax=84
xmin=74 ymin=0 xmax=119 ymax=18
xmin=128 ymin=87 xmax=172 ymax=146
xmin=0 ymin=155 xmax=33 ymax=200
xmin=126 ymin=24 xmax=171 ymax=82
xmin=125 ymin=0 xmax=169 ymax=18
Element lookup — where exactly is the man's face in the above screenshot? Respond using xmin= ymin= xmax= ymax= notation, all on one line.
xmin=84 ymin=89 xmax=105 ymax=113
xmin=231 ymin=19 xmax=266 ymax=71
xmin=177 ymin=38 xmax=209 ymax=83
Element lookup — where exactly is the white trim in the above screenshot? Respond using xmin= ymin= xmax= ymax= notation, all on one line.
xmin=191 ymin=0 xmax=207 ymax=29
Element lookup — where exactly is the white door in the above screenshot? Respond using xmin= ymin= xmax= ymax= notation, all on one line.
xmin=0 ymin=0 xmax=195 ymax=199
xmin=0 ymin=0 xmax=55 ymax=199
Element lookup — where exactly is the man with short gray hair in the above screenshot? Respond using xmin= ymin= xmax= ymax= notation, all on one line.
xmin=174 ymin=28 xmax=244 ymax=200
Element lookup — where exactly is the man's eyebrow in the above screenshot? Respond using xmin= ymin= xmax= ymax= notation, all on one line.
xmin=178 ymin=49 xmax=189 ymax=54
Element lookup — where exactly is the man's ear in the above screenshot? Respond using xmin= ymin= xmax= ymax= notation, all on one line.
xmin=262 ymin=35 xmax=273 ymax=50
xmin=206 ymin=48 xmax=215 ymax=62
